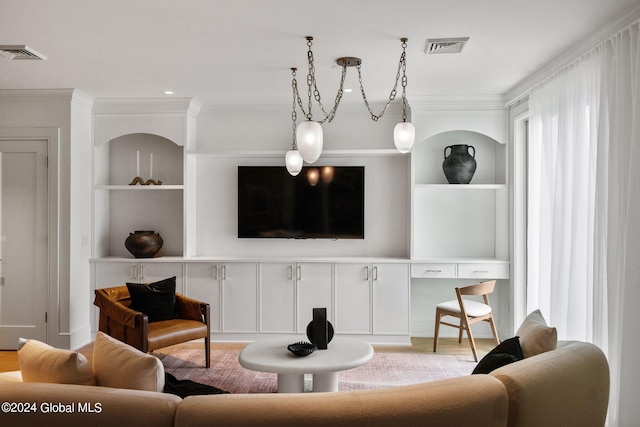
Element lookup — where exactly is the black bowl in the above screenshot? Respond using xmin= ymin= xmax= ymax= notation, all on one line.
xmin=287 ymin=341 xmax=317 ymax=357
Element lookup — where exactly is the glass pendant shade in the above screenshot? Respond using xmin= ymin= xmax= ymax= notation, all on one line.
xmin=393 ymin=122 xmax=415 ymax=153
xmin=296 ymin=120 xmax=323 ymax=163
xmin=285 ymin=149 xmax=303 ymax=176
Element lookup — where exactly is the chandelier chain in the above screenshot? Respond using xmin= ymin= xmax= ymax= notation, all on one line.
xmin=291 ymin=69 xmax=298 ymax=149
xmin=401 ymin=39 xmax=408 ymax=122
xmin=357 ymin=40 xmax=407 ymax=122
xmin=290 ymin=37 xmax=409 ymax=125
xmin=305 ymin=38 xmax=347 ymax=124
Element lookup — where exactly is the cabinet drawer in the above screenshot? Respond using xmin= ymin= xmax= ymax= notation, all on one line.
xmin=411 ymin=263 xmax=457 ymax=278
xmin=457 ymin=263 xmax=509 ymax=279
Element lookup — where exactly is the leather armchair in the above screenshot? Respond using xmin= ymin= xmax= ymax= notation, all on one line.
xmin=94 ymin=286 xmax=211 ymax=368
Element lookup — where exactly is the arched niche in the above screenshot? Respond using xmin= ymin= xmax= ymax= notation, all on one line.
xmin=95 ymin=133 xmax=183 ymax=186
xmin=414 ymin=130 xmax=505 ymax=185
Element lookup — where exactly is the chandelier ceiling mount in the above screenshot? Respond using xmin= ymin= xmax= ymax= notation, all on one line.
xmin=285 ymin=36 xmax=415 ymax=175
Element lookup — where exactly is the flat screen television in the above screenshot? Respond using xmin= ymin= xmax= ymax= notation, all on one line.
xmin=238 ymin=166 xmax=364 ymax=239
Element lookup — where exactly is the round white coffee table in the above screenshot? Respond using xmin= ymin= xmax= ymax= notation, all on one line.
xmin=239 ymin=335 xmax=374 ymax=393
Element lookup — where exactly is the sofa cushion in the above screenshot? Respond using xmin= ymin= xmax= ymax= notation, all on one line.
xmin=175 ymin=375 xmax=509 ymax=427
xmin=17 ymin=338 xmax=96 ymax=385
xmin=93 ymin=331 xmax=165 ymax=392
xmin=490 ymin=341 xmax=609 ymax=427
xmin=126 ymin=276 xmax=177 ymax=322
xmin=0 ymin=381 xmax=181 ymax=427
xmin=472 ymin=336 xmax=524 ymax=374
xmin=516 ymin=309 xmax=558 ymax=358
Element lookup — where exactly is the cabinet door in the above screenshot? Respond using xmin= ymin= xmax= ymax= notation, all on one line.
xmin=138 ymin=262 xmax=184 ymax=294
xmin=221 ymin=262 xmax=258 ymax=333
xmin=296 ymin=263 xmax=333 ymax=333
xmin=259 ymin=263 xmax=296 ymax=333
xmin=94 ymin=262 xmax=139 ymax=289
xmin=335 ymin=263 xmax=371 ymax=334
xmin=185 ymin=263 xmax=221 ymax=333
xmin=92 ymin=262 xmax=139 ymax=332
xmin=373 ymin=263 xmax=410 ymax=335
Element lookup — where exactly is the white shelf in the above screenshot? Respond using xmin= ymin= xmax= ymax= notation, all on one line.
xmin=415 ymin=184 xmax=506 ymax=190
xmin=187 ymin=149 xmax=405 ymax=158
xmin=410 ymin=257 xmax=508 ymax=263
xmin=94 ymin=185 xmax=184 ymax=190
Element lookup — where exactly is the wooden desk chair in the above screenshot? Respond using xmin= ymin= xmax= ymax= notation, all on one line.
xmin=94 ymin=286 xmax=211 ymax=368
xmin=433 ymin=280 xmax=500 ymax=361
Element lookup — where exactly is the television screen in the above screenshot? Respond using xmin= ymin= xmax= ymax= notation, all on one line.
xmin=238 ymin=166 xmax=364 ymax=239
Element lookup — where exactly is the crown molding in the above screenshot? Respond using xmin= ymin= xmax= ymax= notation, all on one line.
xmin=70 ymin=90 xmax=94 ymax=109
xmin=0 ymin=88 xmax=77 ymax=101
xmin=92 ymin=97 xmax=202 ymax=117
xmin=505 ymin=5 xmax=640 ymax=106
xmin=408 ymin=94 xmax=506 ymax=111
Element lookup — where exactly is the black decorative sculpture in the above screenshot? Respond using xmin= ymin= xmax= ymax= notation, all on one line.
xmin=306 ymin=307 xmax=334 ymax=350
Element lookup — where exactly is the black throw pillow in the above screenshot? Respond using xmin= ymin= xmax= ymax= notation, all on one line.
xmin=126 ymin=276 xmax=177 ymax=322
xmin=472 ymin=336 xmax=524 ymax=374
xmin=164 ymin=372 xmax=229 ymax=397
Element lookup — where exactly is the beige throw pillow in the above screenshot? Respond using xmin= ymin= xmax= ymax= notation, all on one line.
xmin=516 ymin=309 xmax=558 ymax=358
xmin=18 ymin=338 xmax=96 ymax=385
xmin=93 ymin=331 xmax=165 ymax=392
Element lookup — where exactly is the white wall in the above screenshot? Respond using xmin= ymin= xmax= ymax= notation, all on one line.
xmin=69 ymin=94 xmax=94 ymax=349
xmin=196 ymin=103 xmax=405 ymax=152
xmin=193 ymin=103 xmax=410 ymax=258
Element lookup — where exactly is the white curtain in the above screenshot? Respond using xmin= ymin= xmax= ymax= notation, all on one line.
xmin=527 ymin=21 xmax=640 ymax=426
xmin=528 ymin=49 xmax=601 ymax=340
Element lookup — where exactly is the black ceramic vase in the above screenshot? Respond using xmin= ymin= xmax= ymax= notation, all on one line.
xmin=442 ymin=144 xmax=477 ymax=184
xmin=125 ymin=230 xmax=163 ymax=258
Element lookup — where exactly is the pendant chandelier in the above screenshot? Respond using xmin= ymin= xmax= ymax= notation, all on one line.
xmin=285 ymin=36 xmax=415 ymax=175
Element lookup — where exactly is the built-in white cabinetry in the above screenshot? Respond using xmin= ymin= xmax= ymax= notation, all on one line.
xmin=258 ymin=262 xmax=334 ymax=335
xmin=184 ymin=263 xmax=222 ymax=332
xmin=335 ymin=263 xmax=410 ymax=335
xmin=93 ymin=261 xmax=184 ymax=292
xmin=410 ymin=98 xmax=508 ymax=266
xmin=408 ymin=96 xmax=510 ymax=338
xmin=411 ymin=130 xmax=508 ymax=262
xmin=335 ymin=264 xmax=372 ymax=334
xmin=220 ymin=263 xmax=259 ymax=333
xmin=371 ymin=263 xmax=410 ymax=335
xmin=92 ymin=98 xmax=200 ymax=259
xmin=259 ymin=263 xmax=297 ymax=333
xmin=184 ymin=262 xmax=259 ymax=334
xmin=295 ymin=263 xmax=334 ymax=332
xmin=88 ymin=96 xmax=512 ymax=342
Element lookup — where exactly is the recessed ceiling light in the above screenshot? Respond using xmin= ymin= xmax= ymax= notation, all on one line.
xmin=163 ymin=90 xmax=174 ymax=95
xmin=344 ymin=88 xmax=353 ymax=93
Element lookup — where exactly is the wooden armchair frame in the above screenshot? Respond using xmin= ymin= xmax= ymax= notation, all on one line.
xmin=94 ymin=286 xmax=211 ymax=368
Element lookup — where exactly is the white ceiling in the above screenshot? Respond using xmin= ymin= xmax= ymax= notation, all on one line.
xmin=1 ymin=0 xmax=639 ymax=105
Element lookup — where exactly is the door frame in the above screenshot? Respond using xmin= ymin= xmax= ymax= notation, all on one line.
xmin=0 ymin=127 xmax=59 ymax=346
xmin=509 ymin=100 xmax=529 ymax=332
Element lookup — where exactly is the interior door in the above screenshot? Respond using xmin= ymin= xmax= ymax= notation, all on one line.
xmin=0 ymin=140 xmax=48 ymax=349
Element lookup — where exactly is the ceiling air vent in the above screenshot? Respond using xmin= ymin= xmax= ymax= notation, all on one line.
xmin=0 ymin=45 xmax=47 ymax=60
xmin=424 ymin=37 xmax=470 ymax=54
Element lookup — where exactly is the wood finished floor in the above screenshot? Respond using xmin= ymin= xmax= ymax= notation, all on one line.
xmin=0 ymin=337 xmax=495 ymax=373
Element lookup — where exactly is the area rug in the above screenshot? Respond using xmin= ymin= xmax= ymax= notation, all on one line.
xmin=158 ymin=349 xmax=477 ymax=394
